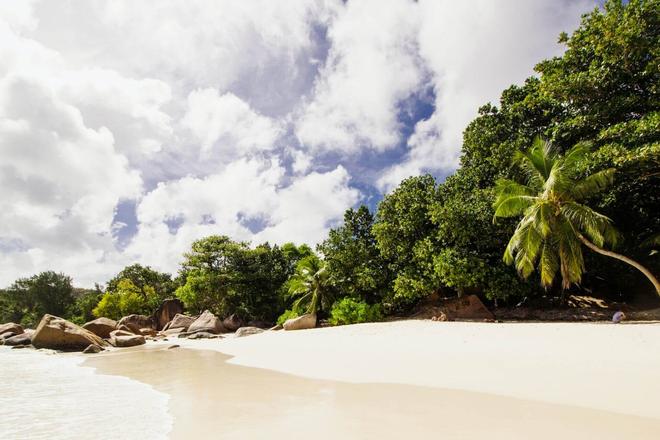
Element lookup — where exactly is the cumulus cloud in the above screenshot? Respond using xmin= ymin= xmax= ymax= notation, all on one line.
xmin=124 ymin=160 xmax=358 ymax=273
xmin=0 ymin=0 xmax=599 ymax=286
xmin=182 ymin=88 xmax=282 ymax=158
xmin=30 ymin=0 xmax=338 ymax=116
xmin=296 ymin=0 xmax=424 ymax=153
xmin=377 ymin=0 xmax=595 ymax=190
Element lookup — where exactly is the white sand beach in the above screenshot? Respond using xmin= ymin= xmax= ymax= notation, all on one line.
xmin=84 ymin=320 xmax=660 ymax=439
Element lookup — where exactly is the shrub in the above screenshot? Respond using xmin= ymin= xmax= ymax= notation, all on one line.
xmin=329 ymin=298 xmax=382 ymax=326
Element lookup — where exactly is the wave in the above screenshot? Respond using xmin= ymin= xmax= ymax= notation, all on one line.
xmin=0 ymin=347 xmax=172 ymax=440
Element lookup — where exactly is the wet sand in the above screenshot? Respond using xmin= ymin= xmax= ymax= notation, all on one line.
xmin=86 ymin=346 xmax=660 ymax=439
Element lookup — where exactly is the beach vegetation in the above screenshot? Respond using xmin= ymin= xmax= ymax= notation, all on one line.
xmin=319 ymin=205 xmax=392 ymax=304
xmin=329 ymin=297 xmax=383 ymax=326
xmin=494 ymin=138 xmax=660 ymax=294
xmin=175 ymin=236 xmax=299 ymax=322
xmin=1 ymin=0 xmax=657 ymax=326
xmin=285 ymin=255 xmax=335 ymax=316
xmin=0 ymin=271 xmax=75 ymax=327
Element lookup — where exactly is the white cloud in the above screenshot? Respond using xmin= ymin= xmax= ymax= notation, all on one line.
xmin=295 ymin=0 xmax=424 ymax=153
xmin=255 ymin=165 xmax=359 ymax=245
xmin=0 ymin=0 xmax=599 ymax=287
xmin=182 ymin=89 xmax=282 ymax=158
xmin=125 ymin=159 xmax=358 ymax=274
xmin=29 ymin=0 xmax=339 ymax=116
xmin=377 ymin=0 xmax=595 ymax=191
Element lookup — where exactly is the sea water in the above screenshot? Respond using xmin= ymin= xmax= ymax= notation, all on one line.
xmin=0 ymin=347 xmax=172 ymax=439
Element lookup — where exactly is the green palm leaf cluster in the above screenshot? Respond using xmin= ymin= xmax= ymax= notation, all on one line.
xmin=287 ymin=255 xmax=334 ymax=314
xmin=494 ymin=138 xmax=618 ymax=289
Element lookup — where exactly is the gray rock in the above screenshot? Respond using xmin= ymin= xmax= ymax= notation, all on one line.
xmin=188 ymin=310 xmax=226 ymax=334
xmin=154 ymin=298 xmax=184 ymax=330
xmin=235 ymin=326 xmax=264 ymax=337
xmin=283 ymin=313 xmax=317 ymax=331
xmin=32 ymin=315 xmax=108 ymax=351
xmin=0 ymin=331 xmax=16 ymax=340
xmin=3 ymin=333 xmax=32 ymax=346
xmin=186 ymin=332 xmax=223 ymax=340
xmin=110 ymin=333 xmax=146 ymax=348
xmin=163 ymin=314 xmax=196 ymax=332
xmin=222 ymin=314 xmax=244 ymax=332
xmin=83 ymin=344 xmax=104 ymax=354
xmin=0 ymin=323 xmax=23 ymax=336
xmin=167 ymin=344 xmax=180 ymax=349
xmin=161 ymin=327 xmax=186 ymax=336
xmin=82 ymin=317 xmax=118 ymax=339
xmin=118 ymin=314 xmax=154 ymax=332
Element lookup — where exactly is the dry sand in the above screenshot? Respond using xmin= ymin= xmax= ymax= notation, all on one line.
xmin=86 ymin=321 xmax=660 ymax=438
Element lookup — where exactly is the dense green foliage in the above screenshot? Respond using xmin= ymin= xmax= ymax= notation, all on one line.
xmin=0 ymin=272 xmax=75 ymax=327
xmin=67 ymin=286 xmax=104 ymax=325
xmin=94 ymin=279 xmax=160 ymax=320
xmin=328 ymin=298 xmax=383 ymax=326
xmin=494 ymin=139 xmax=620 ymax=288
xmin=93 ymin=264 xmax=177 ymax=320
xmin=283 ymin=254 xmax=335 ymax=316
xmin=319 ymin=206 xmax=392 ymax=304
xmin=175 ymin=236 xmax=306 ymax=322
xmin=372 ymin=175 xmax=440 ymax=310
xmin=2 ymin=1 xmax=657 ymax=326
xmin=106 ymin=264 xmax=177 ymax=303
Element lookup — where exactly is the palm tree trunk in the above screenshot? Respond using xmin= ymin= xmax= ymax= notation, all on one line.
xmin=578 ymin=234 xmax=660 ymax=296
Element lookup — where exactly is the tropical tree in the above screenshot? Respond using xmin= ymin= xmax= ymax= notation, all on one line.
xmin=319 ymin=205 xmax=392 ymax=303
xmin=373 ymin=174 xmax=440 ymax=310
xmin=0 ymin=271 xmax=75 ymax=326
xmin=286 ymin=255 xmax=334 ymax=315
xmin=493 ymin=138 xmax=660 ymax=295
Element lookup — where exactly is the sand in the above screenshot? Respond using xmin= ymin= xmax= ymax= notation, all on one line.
xmin=86 ymin=321 xmax=660 ymax=438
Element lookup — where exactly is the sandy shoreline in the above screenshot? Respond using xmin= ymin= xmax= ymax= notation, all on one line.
xmin=85 ymin=321 xmax=660 ymax=438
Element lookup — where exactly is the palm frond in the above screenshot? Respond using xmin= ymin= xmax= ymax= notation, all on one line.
xmin=538 ymin=240 xmax=559 ymax=288
xmin=493 ymin=195 xmax=538 ymax=218
xmin=531 ymin=201 xmax=554 ymax=238
xmin=531 ymin=137 xmax=557 ymax=177
xmin=504 ymin=217 xmax=542 ymax=279
xmin=493 ymin=179 xmax=538 ymax=219
xmin=560 ymin=202 xmax=620 ymax=248
xmin=556 ymin=216 xmax=584 ymax=288
xmin=570 ymin=168 xmax=615 ymax=200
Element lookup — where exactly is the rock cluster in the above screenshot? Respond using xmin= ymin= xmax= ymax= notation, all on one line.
xmin=154 ymin=298 xmax=184 ymax=330
xmin=0 ymin=300 xmax=290 ymax=353
xmin=32 ymin=315 xmax=107 ymax=351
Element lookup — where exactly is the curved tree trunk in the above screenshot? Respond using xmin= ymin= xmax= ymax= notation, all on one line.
xmin=578 ymin=234 xmax=660 ymax=296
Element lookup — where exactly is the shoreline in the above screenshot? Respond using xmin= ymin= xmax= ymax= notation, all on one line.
xmin=79 ymin=320 xmax=660 ymax=438
xmin=0 ymin=347 xmax=171 ymax=440
xmin=86 ymin=345 xmax=660 ymax=439
xmin=162 ymin=320 xmax=660 ymax=419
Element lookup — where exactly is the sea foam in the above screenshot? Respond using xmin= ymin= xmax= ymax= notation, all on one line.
xmin=0 ymin=347 xmax=172 ymax=439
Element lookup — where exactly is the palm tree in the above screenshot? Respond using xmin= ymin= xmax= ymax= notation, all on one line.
xmin=493 ymin=138 xmax=659 ymax=296
xmin=287 ymin=255 xmax=334 ymax=315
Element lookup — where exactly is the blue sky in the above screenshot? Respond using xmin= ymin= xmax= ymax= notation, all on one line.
xmin=0 ymin=0 xmax=599 ymax=286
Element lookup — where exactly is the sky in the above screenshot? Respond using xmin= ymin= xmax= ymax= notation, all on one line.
xmin=0 ymin=0 xmax=599 ymax=287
